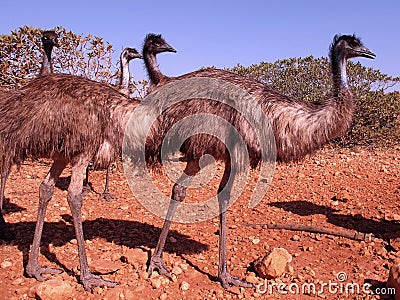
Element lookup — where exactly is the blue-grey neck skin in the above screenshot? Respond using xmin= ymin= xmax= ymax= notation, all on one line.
xmin=120 ymin=58 xmax=130 ymax=90
xmin=40 ymin=44 xmax=54 ymax=75
xmin=331 ymin=47 xmax=349 ymax=96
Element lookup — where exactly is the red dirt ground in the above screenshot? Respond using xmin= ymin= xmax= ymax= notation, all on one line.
xmin=0 ymin=145 xmax=399 ymax=299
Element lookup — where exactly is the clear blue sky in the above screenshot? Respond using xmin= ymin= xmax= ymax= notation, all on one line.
xmin=1 ymin=0 xmax=399 ymax=90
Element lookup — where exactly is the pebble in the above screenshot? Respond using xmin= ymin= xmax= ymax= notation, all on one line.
xmin=291 ymin=234 xmax=301 ymax=241
xmin=150 ymin=278 xmax=162 ymax=289
xmin=180 ymin=281 xmax=190 ymax=291
xmin=1 ymin=260 xmax=12 ymax=268
xmin=11 ymin=277 xmax=24 ymax=285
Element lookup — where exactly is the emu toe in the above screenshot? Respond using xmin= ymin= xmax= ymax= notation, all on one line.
xmin=25 ymin=265 xmax=63 ymax=281
xmin=148 ymin=255 xmax=174 ymax=279
xmin=219 ymin=272 xmax=256 ymax=289
xmin=98 ymin=192 xmax=117 ymax=202
xmin=81 ymin=274 xmax=118 ymax=293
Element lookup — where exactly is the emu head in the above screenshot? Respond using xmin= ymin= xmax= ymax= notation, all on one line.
xmin=121 ymin=47 xmax=143 ymax=62
xmin=143 ymin=33 xmax=176 ymax=55
xmin=41 ymin=30 xmax=59 ymax=48
xmin=330 ymin=34 xmax=375 ymax=61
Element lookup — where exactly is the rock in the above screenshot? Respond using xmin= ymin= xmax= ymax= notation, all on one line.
xmin=387 ymin=263 xmax=400 ymax=300
xmin=11 ymin=277 xmax=24 ymax=285
xmin=122 ymin=248 xmax=148 ymax=267
xmin=172 ymin=265 xmax=183 ymax=275
xmin=150 ymin=277 xmax=162 ymax=289
xmin=34 ymin=279 xmax=74 ymax=300
xmin=91 ymin=259 xmax=121 ymax=274
xmin=1 ymin=260 xmax=12 ymax=268
xmin=254 ymin=248 xmax=292 ymax=279
xmin=291 ymin=234 xmax=301 ymax=241
xmin=180 ymin=281 xmax=190 ymax=291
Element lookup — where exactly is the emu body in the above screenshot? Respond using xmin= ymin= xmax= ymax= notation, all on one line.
xmin=0 ymin=72 xmax=140 ymax=291
xmin=142 ymin=34 xmax=375 ymax=288
xmin=86 ymin=47 xmax=143 ymax=202
xmin=0 ymin=30 xmax=58 ymax=240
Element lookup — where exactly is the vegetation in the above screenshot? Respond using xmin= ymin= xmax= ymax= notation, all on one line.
xmin=1 ymin=26 xmax=399 ymax=146
xmin=0 ymin=26 xmax=148 ymax=95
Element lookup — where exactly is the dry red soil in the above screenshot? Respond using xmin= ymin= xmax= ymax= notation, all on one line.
xmin=0 ymin=146 xmax=399 ymax=299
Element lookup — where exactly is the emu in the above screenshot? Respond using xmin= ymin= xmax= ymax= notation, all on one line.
xmin=0 ymin=49 xmax=142 ymax=291
xmin=0 ymin=30 xmax=58 ymax=240
xmin=141 ymin=33 xmax=375 ymax=288
xmin=84 ymin=47 xmax=141 ymax=202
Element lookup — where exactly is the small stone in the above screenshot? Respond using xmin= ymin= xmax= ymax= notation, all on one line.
xmin=160 ymin=293 xmax=168 ymax=300
xmin=172 ymin=266 xmax=183 ymax=275
xmin=169 ymin=236 xmax=177 ymax=243
xmin=139 ymin=271 xmax=149 ymax=279
xmin=180 ymin=281 xmax=190 ymax=291
xmin=254 ymin=248 xmax=292 ymax=279
xmin=91 ymin=259 xmax=121 ymax=274
xmin=252 ymin=238 xmax=260 ymax=245
xmin=34 ymin=279 xmax=74 ymax=300
xmin=150 ymin=278 xmax=162 ymax=289
xmin=245 ymin=273 xmax=259 ymax=284
xmin=122 ymin=248 xmax=148 ymax=267
xmin=11 ymin=277 xmax=24 ymax=285
xmin=291 ymin=234 xmax=301 ymax=241
xmin=1 ymin=260 xmax=12 ymax=268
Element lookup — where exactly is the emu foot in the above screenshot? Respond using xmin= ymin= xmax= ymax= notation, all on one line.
xmin=219 ymin=271 xmax=256 ymax=289
xmin=25 ymin=265 xmax=63 ymax=281
xmin=81 ymin=273 xmax=118 ymax=293
xmin=98 ymin=192 xmax=117 ymax=202
xmin=0 ymin=225 xmax=15 ymax=240
xmin=148 ymin=256 xmax=173 ymax=279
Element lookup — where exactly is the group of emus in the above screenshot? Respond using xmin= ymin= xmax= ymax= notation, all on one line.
xmin=0 ymin=30 xmax=376 ymax=291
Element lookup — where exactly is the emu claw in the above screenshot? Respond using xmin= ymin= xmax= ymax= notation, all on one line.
xmin=81 ymin=274 xmax=118 ymax=293
xmin=98 ymin=192 xmax=117 ymax=202
xmin=219 ymin=272 xmax=256 ymax=289
xmin=26 ymin=265 xmax=63 ymax=281
xmin=148 ymin=256 xmax=173 ymax=279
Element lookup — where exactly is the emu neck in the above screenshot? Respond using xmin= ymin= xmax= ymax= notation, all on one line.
xmin=40 ymin=44 xmax=54 ymax=75
xmin=119 ymin=58 xmax=130 ymax=94
xmin=143 ymin=50 xmax=164 ymax=86
xmin=274 ymin=53 xmax=354 ymax=162
xmin=331 ymin=51 xmax=349 ymax=97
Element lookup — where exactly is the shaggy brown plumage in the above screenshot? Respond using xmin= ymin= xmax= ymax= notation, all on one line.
xmin=141 ymin=34 xmax=375 ymax=288
xmin=85 ymin=47 xmax=142 ymax=202
xmin=0 ymin=30 xmax=59 ymax=240
xmin=0 ymin=73 xmax=140 ymax=291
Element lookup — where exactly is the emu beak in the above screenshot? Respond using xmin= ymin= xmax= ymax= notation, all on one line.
xmin=161 ymin=43 xmax=177 ymax=53
xmin=360 ymin=47 xmax=376 ymax=59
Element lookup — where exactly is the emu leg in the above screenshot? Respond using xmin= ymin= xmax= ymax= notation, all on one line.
xmin=0 ymin=160 xmax=14 ymax=240
xmin=217 ymin=161 xmax=255 ymax=289
xmin=82 ymin=166 xmax=94 ymax=195
xmin=26 ymin=158 xmax=68 ymax=280
xmin=67 ymin=157 xmax=117 ymax=292
xmin=98 ymin=166 xmax=117 ymax=202
xmin=148 ymin=160 xmax=200 ymax=278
